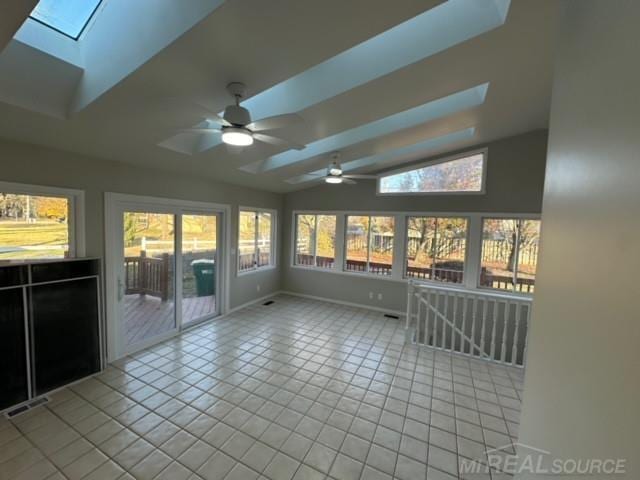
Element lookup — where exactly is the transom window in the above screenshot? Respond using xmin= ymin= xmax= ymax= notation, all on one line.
xmin=30 ymin=0 xmax=102 ymax=40
xmin=238 ymin=209 xmax=276 ymax=273
xmin=378 ymin=150 xmax=486 ymax=194
xmin=480 ymin=218 xmax=541 ymax=293
xmin=345 ymin=215 xmax=394 ymax=276
xmin=294 ymin=214 xmax=336 ymax=269
xmin=405 ymin=217 xmax=468 ymax=283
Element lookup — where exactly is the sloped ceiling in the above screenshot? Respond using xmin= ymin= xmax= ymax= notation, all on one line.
xmin=0 ymin=0 xmax=558 ymax=193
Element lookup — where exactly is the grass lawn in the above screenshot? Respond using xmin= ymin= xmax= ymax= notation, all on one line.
xmin=0 ymin=221 xmax=68 ymax=260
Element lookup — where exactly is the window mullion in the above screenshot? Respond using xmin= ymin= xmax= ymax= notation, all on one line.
xmin=313 ymin=215 xmax=319 ymax=267
xmin=431 ymin=218 xmax=438 ymax=280
xmin=366 ymin=216 xmax=372 ymax=273
xmin=254 ymin=212 xmax=259 ymax=270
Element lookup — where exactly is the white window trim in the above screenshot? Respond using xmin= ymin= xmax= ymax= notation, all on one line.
xmin=292 ymin=213 xmax=338 ymax=270
xmin=238 ymin=207 xmax=277 ymax=275
xmin=289 ymin=210 xmax=540 ymax=297
xmin=376 ymin=147 xmax=488 ymax=196
xmin=0 ymin=180 xmax=85 ymax=259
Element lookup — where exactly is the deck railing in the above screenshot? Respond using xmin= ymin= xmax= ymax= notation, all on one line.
xmin=124 ymin=251 xmax=170 ymax=300
xmin=406 ymin=280 xmax=532 ymax=367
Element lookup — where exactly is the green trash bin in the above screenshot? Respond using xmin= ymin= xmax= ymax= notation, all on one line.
xmin=191 ymin=259 xmax=215 ymax=296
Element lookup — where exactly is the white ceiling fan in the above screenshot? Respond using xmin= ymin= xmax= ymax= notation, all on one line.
xmin=311 ymin=152 xmax=378 ymax=184
xmin=178 ymin=82 xmax=305 ymax=151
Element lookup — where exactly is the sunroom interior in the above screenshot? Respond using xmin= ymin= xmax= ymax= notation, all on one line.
xmin=0 ymin=1 xmax=637 ymax=479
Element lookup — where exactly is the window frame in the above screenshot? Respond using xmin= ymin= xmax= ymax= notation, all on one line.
xmin=343 ymin=214 xmax=396 ymax=277
xmin=376 ymin=148 xmax=488 ymax=196
xmin=237 ymin=207 xmax=277 ymax=275
xmin=29 ymin=0 xmax=103 ymax=41
xmin=477 ymin=216 xmax=542 ymax=294
xmin=293 ymin=213 xmax=337 ymax=270
xmin=289 ymin=210 xmax=539 ymax=298
xmin=403 ymin=215 xmax=471 ymax=284
xmin=0 ymin=181 xmax=85 ymax=261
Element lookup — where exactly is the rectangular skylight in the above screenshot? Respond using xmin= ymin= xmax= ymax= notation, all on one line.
xmin=30 ymin=0 xmax=102 ymax=40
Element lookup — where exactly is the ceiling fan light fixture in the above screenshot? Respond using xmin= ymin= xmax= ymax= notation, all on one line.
xmin=325 ymin=176 xmax=343 ymax=184
xmin=222 ymin=127 xmax=253 ymax=146
xmin=329 ymin=166 xmax=342 ymax=176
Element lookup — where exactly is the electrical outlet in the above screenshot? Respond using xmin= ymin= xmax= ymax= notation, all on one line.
xmin=369 ymin=292 xmax=373 ymax=299
xmin=257 ymin=284 xmax=261 ymax=292
xmin=377 ymin=293 xmax=383 ymax=300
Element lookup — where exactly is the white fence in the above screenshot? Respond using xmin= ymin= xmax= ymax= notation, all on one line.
xmin=406 ymin=280 xmax=532 ymax=367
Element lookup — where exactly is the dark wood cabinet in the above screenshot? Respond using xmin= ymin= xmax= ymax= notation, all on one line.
xmin=0 ymin=259 xmax=102 ymax=412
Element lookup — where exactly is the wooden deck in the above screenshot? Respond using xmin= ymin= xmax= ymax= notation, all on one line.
xmin=124 ymin=294 xmax=215 ymax=346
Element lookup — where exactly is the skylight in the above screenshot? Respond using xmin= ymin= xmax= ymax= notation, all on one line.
xmin=30 ymin=0 xmax=102 ymax=40
xmin=378 ymin=151 xmax=486 ymax=194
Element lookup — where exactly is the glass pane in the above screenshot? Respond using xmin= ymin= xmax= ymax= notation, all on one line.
xmin=182 ymin=214 xmax=217 ymax=325
xmin=379 ymin=153 xmax=484 ymax=193
xmin=316 ymin=215 xmax=336 ymax=268
xmin=0 ymin=194 xmax=69 ymax=261
xmin=295 ymin=214 xmax=315 ymax=266
xmin=123 ymin=212 xmax=175 ymax=346
xmin=433 ymin=218 xmax=467 ymax=284
xmin=369 ymin=216 xmax=394 ymax=275
xmin=516 ymin=220 xmax=541 ymax=293
xmin=239 ymin=211 xmax=256 ymax=271
xmin=257 ymin=212 xmax=272 ymax=267
xmin=346 ymin=216 xmax=369 ymax=273
xmin=406 ymin=217 xmax=436 ymax=280
xmin=30 ymin=0 xmax=102 ymax=39
xmin=480 ymin=219 xmax=518 ymax=291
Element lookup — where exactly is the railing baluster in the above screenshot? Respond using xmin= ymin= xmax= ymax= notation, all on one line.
xmin=461 ymin=294 xmax=468 ymax=354
xmin=490 ymin=300 xmax=498 ymax=361
xmin=512 ymin=302 xmax=521 ymax=365
xmin=470 ymin=296 xmax=478 ymax=357
xmin=501 ymin=301 xmax=510 ymax=363
xmin=480 ymin=299 xmax=488 ymax=358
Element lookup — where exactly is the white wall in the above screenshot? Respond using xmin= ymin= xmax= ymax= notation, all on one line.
xmin=516 ymin=1 xmax=639 ymax=478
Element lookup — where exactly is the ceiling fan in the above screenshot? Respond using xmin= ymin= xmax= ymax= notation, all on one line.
xmin=312 ymin=152 xmax=378 ymax=184
xmin=178 ymin=82 xmax=305 ymax=151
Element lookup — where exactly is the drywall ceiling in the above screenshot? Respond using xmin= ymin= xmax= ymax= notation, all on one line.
xmin=0 ymin=0 xmax=558 ymax=193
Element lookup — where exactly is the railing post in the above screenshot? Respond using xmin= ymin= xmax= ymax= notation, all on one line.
xmin=139 ymin=250 xmax=147 ymax=297
xmin=405 ymin=280 xmax=414 ymax=344
xmin=161 ymin=253 xmax=169 ymax=301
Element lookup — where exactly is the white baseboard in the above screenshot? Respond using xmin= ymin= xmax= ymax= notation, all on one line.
xmin=226 ymin=291 xmax=284 ymax=315
xmin=281 ymin=290 xmax=406 ymax=317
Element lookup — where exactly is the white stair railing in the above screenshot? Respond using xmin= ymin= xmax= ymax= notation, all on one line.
xmin=406 ymin=280 xmax=532 ymax=367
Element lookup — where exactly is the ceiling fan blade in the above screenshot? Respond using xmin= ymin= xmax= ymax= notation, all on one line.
xmin=165 ymin=97 xmax=231 ymax=126
xmin=343 ymin=178 xmax=357 ymax=184
xmin=179 ymin=128 xmax=222 ymax=134
xmin=344 ymin=174 xmax=377 ymax=179
xmin=247 ymin=113 xmax=303 ymax=132
xmin=253 ymin=133 xmax=305 ymax=151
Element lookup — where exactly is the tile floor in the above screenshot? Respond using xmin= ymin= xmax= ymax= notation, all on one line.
xmin=0 ymin=294 xmax=524 ymax=480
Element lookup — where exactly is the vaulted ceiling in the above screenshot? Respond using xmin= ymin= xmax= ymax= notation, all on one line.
xmin=0 ymin=0 xmax=558 ymax=193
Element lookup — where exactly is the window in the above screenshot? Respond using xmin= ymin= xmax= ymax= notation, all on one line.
xmin=0 ymin=184 xmax=83 ymax=261
xmin=378 ymin=151 xmax=486 ymax=194
xmin=238 ymin=209 xmax=275 ymax=272
xmin=345 ymin=215 xmax=394 ymax=275
xmin=30 ymin=0 xmax=102 ymax=40
xmin=294 ymin=214 xmax=336 ymax=268
xmin=405 ymin=217 xmax=468 ymax=283
xmin=480 ymin=218 xmax=541 ymax=293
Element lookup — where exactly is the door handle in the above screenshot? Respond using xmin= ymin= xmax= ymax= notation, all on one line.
xmin=117 ymin=277 xmax=124 ymax=301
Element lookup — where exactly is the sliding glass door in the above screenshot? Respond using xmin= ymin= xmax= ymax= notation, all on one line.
xmin=181 ymin=213 xmax=219 ymax=325
xmin=106 ymin=194 xmax=227 ymax=358
xmin=122 ymin=211 xmax=176 ymax=347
